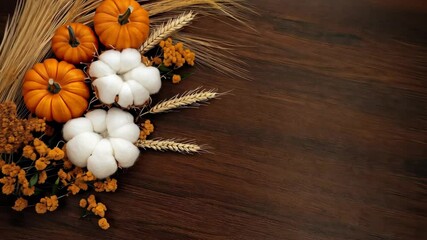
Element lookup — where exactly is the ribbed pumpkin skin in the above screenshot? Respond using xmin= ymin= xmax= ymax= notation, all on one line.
xmin=52 ymin=23 xmax=98 ymax=64
xmin=23 ymin=59 xmax=90 ymax=123
xmin=94 ymin=0 xmax=149 ymax=50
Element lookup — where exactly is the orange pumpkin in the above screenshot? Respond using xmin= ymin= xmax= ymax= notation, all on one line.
xmin=23 ymin=59 xmax=90 ymax=123
xmin=94 ymin=0 xmax=150 ymax=50
xmin=52 ymin=23 xmax=98 ymax=64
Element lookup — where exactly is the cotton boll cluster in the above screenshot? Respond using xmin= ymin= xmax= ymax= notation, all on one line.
xmin=89 ymin=48 xmax=161 ymax=108
xmin=63 ymin=108 xmax=140 ymax=179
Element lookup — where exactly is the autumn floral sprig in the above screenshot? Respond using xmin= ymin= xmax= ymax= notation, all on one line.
xmin=147 ymin=37 xmax=196 ymax=84
xmin=0 ymin=102 xmax=124 ymax=230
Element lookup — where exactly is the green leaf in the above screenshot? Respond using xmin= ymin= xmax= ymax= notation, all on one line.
xmin=29 ymin=172 xmax=39 ymax=187
xmin=52 ymin=177 xmax=60 ymax=195
xmin=158 ymin=64 xmax=172 ymax=72
xmin=180 ymin=72 xmax=193 ymax=80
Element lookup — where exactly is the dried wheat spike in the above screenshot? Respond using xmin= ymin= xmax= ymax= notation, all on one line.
xmin=147 ymin=88 xmax=220 ymax=114
xmin=140 ymin=11 xmax=196 ymax=54
xmin=137 ymin=139 xmax=202 ymax=154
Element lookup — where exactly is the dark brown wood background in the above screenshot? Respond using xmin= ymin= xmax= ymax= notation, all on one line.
xmin=1 ymin=0 xmax=427 ymax=239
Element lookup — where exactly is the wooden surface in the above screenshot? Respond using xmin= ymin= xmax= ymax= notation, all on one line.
xmin=1 ymin=0 xmax=427 ymax=239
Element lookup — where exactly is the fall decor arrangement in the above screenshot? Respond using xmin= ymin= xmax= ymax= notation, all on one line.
xmin=0 ymin=0 xmax=249 ymax=230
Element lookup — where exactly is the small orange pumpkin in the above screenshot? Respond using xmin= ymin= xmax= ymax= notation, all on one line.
xmin=23 ymin=59 xmax=90 ymax=123
xmin=52 ymin=23 xmax=98 ymax=64
xmin=94 ymin=0 xmax=150 ymax=50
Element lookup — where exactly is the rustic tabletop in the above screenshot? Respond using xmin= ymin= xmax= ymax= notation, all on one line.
xmin=1 ymin=0 xmax=427 ymax=239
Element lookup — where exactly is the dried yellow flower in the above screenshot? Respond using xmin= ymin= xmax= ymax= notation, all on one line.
xmin=94 ymin=181 xmax=105 ymax=192
xmin=87 ymin=194 xmax=97 ymax=211
xmin=92 ymin=202 xmax=107 ymax=217
xmin=35 ymin=157 xmax=49 ymax=171
xmin=83 ymin=171 xmax=96 ymax=182
xmin=22 ymin=185 xmax=35 ymax=196
xmin=0 ymin=102 xmax=44 ymax=153
xmin=12 ymin=197 xmax=28 ymax=211
xmin=98 ymin=218 xmax=110 ymax=230
xmin=2 ymin=163 xmax=20 ymax=177
xmin=35 ymin=202 xmax=47 ymax=214
xmin=39 ymin=195 xmax=58 ymax=212
xmin=79 ymin=199 xmax=87 ymax=208
xmin=104 ymin=178 xmax=118 ymax=193
xmin=22 ymin=145 xmax=37 ymax=160
xmin=0 ymin=176 xmax=16 ymax=195
xmin=17 ymin=169 xmax=29 ymax=187
xmin=38 ymin=170 xmax=47 ymax=184
xmin=68 ymin=184 xmax=80 ymax=195
xmin=139 ymin=120 xmax=154 ymax=141
xmin=159 ymin=38 xmax=195 ymax=68
xmin=172 ymin=74 xmax=181 ymax=84
xmin=63 ymin=159 xmax=73 ymax=170
xmin=33 ymin=138 xmax=49 ymax=156
xmin=47 ymin=147 xmax=64 ymax=161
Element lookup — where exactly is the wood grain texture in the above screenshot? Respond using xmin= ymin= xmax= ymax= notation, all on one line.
xmin=1 ymin=0 xmax=427 ymax=239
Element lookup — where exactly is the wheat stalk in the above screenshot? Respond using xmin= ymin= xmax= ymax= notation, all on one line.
xmin=146 ymin=88 xmax=220 ymax=115
xmin=137 ymin=139 xmax=203 ymax=154
xmin=0 ymin=0 xmax=121 ymax=114
xmin=143 ymin=0 xmax=252 ymax=26
xmin=140 ymin=11 xmax=196 ymax=54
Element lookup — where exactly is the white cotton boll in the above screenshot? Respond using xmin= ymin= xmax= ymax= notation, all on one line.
xmin=63 ymin=117 xmax=94 ymax=141
xmin=106 ymin=108 xmax=134 ymax=132
xmin=85 ymin=109 xmax=107 ymax=133
xmin=110 ymin=138 xmax=140 ymax=168
xmin=92 ymin=75 xmax=123 ymax=104
xmin=130 ymin=66 xmax=161 ymax=94
xmin=122 ymin=64 xmax=146 ymax=82
xmin=92 ymin=138 xmax=113 ymax=156
xmin=87 ymin=153 xmax=118 ymax=179
xmin=117 ymin=82 xmax=134 ymax=108
xmin=66 ymin=132 xmax=102 ymax=167
xmin=98 ymin=50 xmax=121 ymax=72
xmin=127 ymin=80 xmax=150 ymax=106
xmin=119 ymin=48 xmax=142 ymax=74
xmin=88 ymin=60 xmax=115 ymax=78
xmin=108 ymin=123 xmax=140 ymax=143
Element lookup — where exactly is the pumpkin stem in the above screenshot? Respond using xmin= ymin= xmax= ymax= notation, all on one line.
xmin=118 ymin=6 xmax=134 ymax=25
xmin=47 ymin=79 xmax=61 ymax=94
xmin=67 ymin=25 xmax=80 ymax=47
